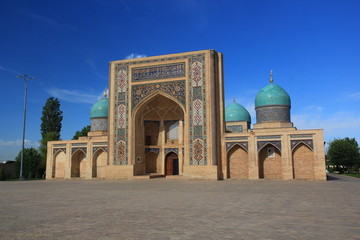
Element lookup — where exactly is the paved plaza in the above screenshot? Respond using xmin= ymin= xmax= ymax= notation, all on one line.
xmin=0 ymin=174 xmax=359 ymax=240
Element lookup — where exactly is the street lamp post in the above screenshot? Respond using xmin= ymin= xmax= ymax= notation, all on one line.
xmin=17 ymin=74 xmax=36 ymax=180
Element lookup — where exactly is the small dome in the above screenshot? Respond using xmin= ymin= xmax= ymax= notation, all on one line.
xmin=225 ymin=101 xmax=251 ymax=122
xmin=90 ymin=98 xmax=108 ymax=119
xmin=255 ymin=83 xmax=291 ymax=108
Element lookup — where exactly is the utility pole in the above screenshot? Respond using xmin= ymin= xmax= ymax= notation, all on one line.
xmin=17 ymin=74 xmax=36 ymax=180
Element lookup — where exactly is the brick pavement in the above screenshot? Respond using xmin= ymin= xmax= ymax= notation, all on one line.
xmin=0 ymin=174 xmax=359 ymax=240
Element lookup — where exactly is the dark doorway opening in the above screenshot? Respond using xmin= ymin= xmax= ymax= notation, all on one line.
xmin=165 ymin=152 xmax=179 ymax=175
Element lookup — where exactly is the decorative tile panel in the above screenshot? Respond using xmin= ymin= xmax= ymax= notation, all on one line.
xmin=131 ymin=63 xmax=185 ymax=82
xmin=225 ymin=136 xmax=248 ymax=141
xmin=257 ymin=135 xmax=281 ymax=140
xmin=71 ymin=147 xmax=87 ymax=155
xmin=131 ymin=80 xmax=185 ymax=109
xmin=115 ymin=141 xmax=127 ymax=165
xmin=290 ymin=134 xmax=313 ymax=139
xmin=93 ymin=147 xmax=108 ymax=154
xmin=291 ymin=139 xmax=314 ymax=151
xmin=145 ymin=148 xmax=160 ymax=154
xmin=54 ymin=144 xmax=66 ymax=147
xmin=71 ymin=143 xmax=87 ymax=146
xmin=257 ymin=141 xmax=281 ymax=153
xmin=226 ymin=142 xmax=248 ymax=152
xmin=114 ymin=65 xmax=129 ymax=165
xmin=189 ymin=56 xmax=207 ymax=165
xmin=93 ymin=142 xmax=108 ymax=146
xmin=165 ymin=148 xmax=178 ymax=155
xmin=226 ymin=125 xmax=243 ymax=133
xmin=53 ymin=148 xmax=66 ymax=155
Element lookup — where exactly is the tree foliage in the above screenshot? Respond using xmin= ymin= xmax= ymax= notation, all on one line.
xmin=40 ymin=97 xmax=63 ymax=178
xmin=41 ymin=97 xmax=63 ymax=140
xmin=327 ymin=137 xmax=360 ymax=173
xmin=15 ymin=147 xmax=41 ymax=179
xmin=72 ymin=125 xmax=91 ymax=140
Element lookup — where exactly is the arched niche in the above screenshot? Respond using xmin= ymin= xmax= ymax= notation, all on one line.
xmin=227 ymin=144 xmax=249 ymax=179
xmin=292 ymin=143 xmax=314 ymax=179
xmin=258 ymin=143 xmax=282 ymax=179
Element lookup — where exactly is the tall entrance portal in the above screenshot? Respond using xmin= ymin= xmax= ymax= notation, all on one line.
xmin=133 ymin=93 xmax=184 ymax=176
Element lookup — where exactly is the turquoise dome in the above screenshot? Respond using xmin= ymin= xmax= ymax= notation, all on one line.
xmin=225 ymin=101 xmax=251 ymax=122
xmin=255 ymin=83 xmax=291 ymax=108
xmin=90 ymin=98 xmax=108 ymax=118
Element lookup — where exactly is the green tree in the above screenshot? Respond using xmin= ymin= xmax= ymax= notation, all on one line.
xmin=15 ymin=148 xmax=41 ymax=179
xmin=41 ymin=97 xmax=63 ymax=140
xmin=40 ymin=97 xmax=63 ymax=178
xmin=72 ymin=125 xmax=91 ymax=140
xmin=0 ymin=167 xmax=6 ymax=181
xmin=327 ymin=137 xmax=360 ymax=173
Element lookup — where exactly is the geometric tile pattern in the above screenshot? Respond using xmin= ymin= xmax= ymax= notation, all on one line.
xmin=131 ymin=80 xmax=186 ymax=109
xmin=257 ymin=141 xmax=281 ymax=153
xmin=165 ymin=148 xmax=178 ymax=155
xmin=131 ymin=63 xmax=185 ymax=82
xmin=93 ymin=146 xmax=108 ymax=154
xmin=189 ymin=56 xmax=207 ymax=165
xmin=226 ymin=142 xmax=248 ymax=152
xmin=114 ymin=66 xmax=129 ymax=165
xmin=71 ymin=147 xmax=87 ymax=156
xmin=226 ymin=125 xmax=243 ymax=133
xmin=53 ymin=148 xmax=66 ymax=155
xmin=291 ymin=139 xmax=313 ymax=152
xmin=145 ymin=148 xmax=160 ymax=154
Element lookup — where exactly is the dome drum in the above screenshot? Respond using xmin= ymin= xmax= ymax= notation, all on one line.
xmin=256 ymin=105 xmax=290 ymax=123
xmin=90 ymin=118 xmax=108 ymax=132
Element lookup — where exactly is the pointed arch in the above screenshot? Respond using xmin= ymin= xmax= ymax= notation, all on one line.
xmin=227 ymin=144 xmax=249 ymax=179
xmin=52 ymin=150 xmax=66 ymax=178
xmin=226 ymin=143 xmax=248 ymax=154
xmin=258 ymin=141 xmax=281 ymax=153
xmin=258 ymin=143 xmax=282 ymax=179
xmin=71 ymin=149 xmax=86 ymax=178
xmin=132 ymin=91 xmax=186 ymax=118
xmin=292 ymin=143 xmax=315 ymax=179
xmin=93 ymin=148 xmax=107 ymax=178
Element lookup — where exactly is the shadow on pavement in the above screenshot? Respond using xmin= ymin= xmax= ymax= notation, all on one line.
xmin=326 ymin=174 xmax=340 ymax=181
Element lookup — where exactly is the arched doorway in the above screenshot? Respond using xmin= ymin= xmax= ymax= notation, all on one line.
xmin=258 ymin=144 xmax=282 ymax=179
xmin=165 ymin=152 xmax=179 ymax=176
xmin=227 ymin=145 xmax=249 ymax=179
xmin=292 ymin=143 xmax=314 ymax=179
xmin=71 ymin=150 xmax=86 ymax=178
xmin=53 ymin=150 xmax=66 ymax=178
xmin=133 ymin=93 xmax=184 ymax=176
xmin=93 ymin=149 xmax=107 ymax=178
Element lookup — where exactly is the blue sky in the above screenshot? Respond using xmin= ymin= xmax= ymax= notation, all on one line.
xmin=1 ymin=0 xmax=359 ymax=161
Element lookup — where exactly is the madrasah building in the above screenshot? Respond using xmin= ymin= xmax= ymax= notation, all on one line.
xmin=46 ymin=50 xmax=326 ymax=181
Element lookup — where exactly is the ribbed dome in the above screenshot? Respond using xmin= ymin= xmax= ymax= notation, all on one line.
xmin=225 ymin=101 xmax=251 ymax=122
xmin=255 ymin=83 xmax=291 ymax=108
xmin=90 ymin=98 xmax=108 ymax=119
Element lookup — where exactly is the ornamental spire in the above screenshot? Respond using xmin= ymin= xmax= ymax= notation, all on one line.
xmin=270 ymin=70 xmax=273 ymax=83
xmin=103 ymin=88 xmax=108 ymax=98
xmin=233 ymin=96 xmax=236 ymax=103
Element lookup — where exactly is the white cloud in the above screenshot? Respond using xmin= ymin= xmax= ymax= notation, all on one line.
xmin=85 ymin=59 xmax=106 ymax=80
xmin=25 ymin=13 xmax=77 ymax=31
xmin=0 ymin=139 xmax=40 ymax=147
xmin=47 ymin=88 xmax=102 ymax=104
xmin=0 ymin=64 xmax=18 ymax=74
xmin=125 ymin=53 xmax=147 ymax=59
xmin=292 ymin=110 xmax=360 ymax=141
xmin=346 ymin=92 xmax=360 ymax=101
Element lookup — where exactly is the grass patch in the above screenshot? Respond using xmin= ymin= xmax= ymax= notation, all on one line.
xmin=344 ymin=173 xmax=360 ymax=178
